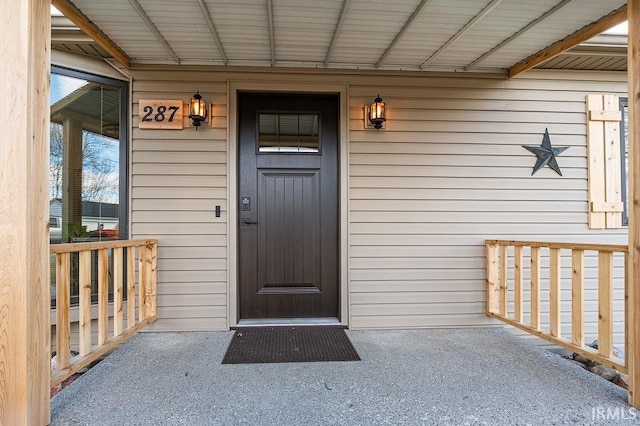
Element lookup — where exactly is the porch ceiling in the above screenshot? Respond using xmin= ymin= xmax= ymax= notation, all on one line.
xmin=57 ymin=0 xmax=626 ymax=74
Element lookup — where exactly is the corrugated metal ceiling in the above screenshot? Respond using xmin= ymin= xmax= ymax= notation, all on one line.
xmin=54 ymin=0 xmax=627 ymax=73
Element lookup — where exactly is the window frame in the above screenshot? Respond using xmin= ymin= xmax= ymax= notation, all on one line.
xmin=50 ymin=65 xmax=130 ymax=240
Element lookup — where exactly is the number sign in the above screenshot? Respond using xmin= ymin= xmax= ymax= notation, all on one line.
xmin=138 ymin=100 xmax=183 ymax=129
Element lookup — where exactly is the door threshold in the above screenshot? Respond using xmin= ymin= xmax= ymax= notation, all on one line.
xmin=235 ymin=317 xmax=342 ymax=328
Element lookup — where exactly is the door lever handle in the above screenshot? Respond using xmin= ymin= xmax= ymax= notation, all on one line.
xmin=241 ymin=218 xmax=258 ymax=226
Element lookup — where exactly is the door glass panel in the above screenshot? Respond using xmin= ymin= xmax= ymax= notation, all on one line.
xmin=259 ymin=113 xmax=319 ymax=152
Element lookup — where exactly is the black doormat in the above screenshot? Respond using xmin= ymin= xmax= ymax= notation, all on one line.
xmin=222 ymin=326 xmax=361 ymax=364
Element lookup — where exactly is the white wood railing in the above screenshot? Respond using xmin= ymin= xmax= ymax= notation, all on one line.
xmin=50 ymin=239 xmax=158 ymax=387
xmin=486 ymin=240 xmax=627 ymax=373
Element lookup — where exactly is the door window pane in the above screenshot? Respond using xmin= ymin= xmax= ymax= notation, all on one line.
xmin=259 ymin=113 xmax=319 ymax=152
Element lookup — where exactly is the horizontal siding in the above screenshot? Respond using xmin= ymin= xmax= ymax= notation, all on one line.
xmin=347 ymin=69 xmax=627 ymax=332
xmin=130 ymin=76 xmax=228 ymax=331
xmin=130 ymin=66 xmax=628 ymax=337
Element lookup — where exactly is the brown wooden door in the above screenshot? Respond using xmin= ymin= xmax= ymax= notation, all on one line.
xmin=238 ymin=93 xmax=339 ymax=319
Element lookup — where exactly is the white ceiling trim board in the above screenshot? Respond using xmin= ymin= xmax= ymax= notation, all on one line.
xmin=375 ymin=0 xmax=433 ymax=68
xmin=127 ymin=0 xmax=180 ymax=63
xmin=420 ymin=0 xmax=504 ymax=69
xmin=464 ymin=0 xmax=577 ymax=70
xmin=196 ymin=0 xmax=228 ymax=65
xmin=324 ymin=0 xmax=351 ymax=67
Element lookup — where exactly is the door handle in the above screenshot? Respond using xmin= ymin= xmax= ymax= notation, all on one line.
xmin=241 ymin=218 xmax=258 ymax=226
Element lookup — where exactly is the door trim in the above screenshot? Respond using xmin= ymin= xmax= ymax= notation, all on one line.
xmin=227 ymin=81 xmax=350 ymax=328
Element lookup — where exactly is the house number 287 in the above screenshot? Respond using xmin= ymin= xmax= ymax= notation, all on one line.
xmin=138 ymin=100 xmax=184 ymax=129
xmin=141 ymin=105 xmax=179 ymax=123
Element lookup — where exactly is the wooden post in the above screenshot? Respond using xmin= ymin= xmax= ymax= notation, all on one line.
xmin=485 ymin=242 xmax=499 ymax=315
xmin=514 ymin=246 xmax=524 ymax=322
xmin=0 ymin=1 xmax=51 ymax=423
xmin=530 ymin=247 xmax=541 ymax=330
xmin=571 ymin=249 xmax=584 ymax=346
xmin=628 ymin=0 xmax=640 ymax=408
xmin=549 ymin=248 xmax=562 ymax=337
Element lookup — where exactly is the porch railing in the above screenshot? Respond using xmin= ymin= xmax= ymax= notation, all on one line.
xmin=50 ymin=239 xmax=158 ymax=387
xmin=485 ymin=240 xmax=627 ymax=373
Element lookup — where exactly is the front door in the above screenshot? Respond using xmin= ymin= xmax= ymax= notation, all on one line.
xmin=238 ymin=93 xmax=339 ymax=319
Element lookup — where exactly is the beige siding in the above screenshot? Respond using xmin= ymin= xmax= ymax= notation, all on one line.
xmin=130 ymin=75 xmax=228 ymax=331
xmin=347 ymin=69 xmax=627 ymax=332
xmin=130 ymin=67 xmax=627 ymax=334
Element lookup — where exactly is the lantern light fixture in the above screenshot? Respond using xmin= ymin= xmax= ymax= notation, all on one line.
xmin=367 ymin=94 xmax=386 ymax=131
xmin=189 ymin=92 xmax=208 ymax=129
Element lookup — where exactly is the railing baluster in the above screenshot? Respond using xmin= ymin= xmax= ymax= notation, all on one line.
xmin=598 ymin=251 xmax=614 ymax=358
xmin=549 ymin=248 xmax=561 ymax=338
xmin=139 ymin=245 xmax=148 ymax=321
xmin=55 ymin=252 xmax=71 ymax=371
xmin=78 ymin=250 xmax=92 ymax=356
xmin=97 ymin=248 xmax=109 ymax=346
xmin=514 ymin=246 xmax=523 ymax=322
xmin=499 ymin=244 xmax=508 ymax=316
xmin=127 ymin=246 xmax=136 ymax=329
xmin=625 ymin=252 xmax=630 ymax=369
xmin=113 ymin=247 xmax=124 ymax=337
xmin=149 ymin=242 xmax=158 ymax=318
xmin=485 ymin=242 xmax=499 ymax=314
xmin=571 ymin=249 xmax=584 ymax=347
xmin=531 ymin=247 xmax=540 ymax=329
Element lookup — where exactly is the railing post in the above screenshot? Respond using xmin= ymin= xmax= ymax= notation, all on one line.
xmin=514 ymin=246 xmax=523 ymax=322
xmin=127 ymin=246 xmax=137 ymax=328
xmin=150 ymin=242 xmax=158 ymax=318
xmin=499 ymin=245 xmax=508 ymax=316
xmin=598 ymin=251 xmax=614 ymax=358
xmin=531 ymin=247 xmax=541 ymax=330
xmin=486 ymin=242 xmax=500 ymax=315
xmin=78 ymin=250 xmax=92 ymax=356
xmin=98 ymin=248 xmax=109 ymax=346
xmin=571 ymin=249 xmax=584 ymax=347
xmin=629 ymin=0 xmax=640 ymax=408
xmin=55 ymin=253 xmax=71 ymax=370
xmin=113 ymin=247 xmax=124 ymax=337
xmin=549 ymin=248 xmax=562 ymax=338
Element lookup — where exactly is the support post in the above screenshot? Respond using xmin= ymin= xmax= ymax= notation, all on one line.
xmin=628 ymin=0 xmax=640 ymax=409
xmin=0 ymin=0 xmax=51 ymax=424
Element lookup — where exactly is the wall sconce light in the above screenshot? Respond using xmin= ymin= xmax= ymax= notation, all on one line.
xmin=366 ymin=94 xmax=386 ymax=131
xmin=189 ymin=92 xmax=208 ymax=129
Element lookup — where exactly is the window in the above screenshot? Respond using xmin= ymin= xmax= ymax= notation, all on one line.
xmin=259 ymin=113 xmax=320 ymax=152
xmin=50 ymin=67 xmax=128 ymax=242
xmin=621 ymin=98 xmax=629 ymax=226
xmin=50 ymin=67 xmax=129 ymax=304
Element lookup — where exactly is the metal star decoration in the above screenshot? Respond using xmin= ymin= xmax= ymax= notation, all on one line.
xmin=522 ymin=128 xmax=569 ymax=176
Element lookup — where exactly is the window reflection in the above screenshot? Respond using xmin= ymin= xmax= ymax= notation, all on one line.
xmin=50 ymin=72 xmax=122 ymax=244
xmin=259 ymin=113 xmax=319 ymax=152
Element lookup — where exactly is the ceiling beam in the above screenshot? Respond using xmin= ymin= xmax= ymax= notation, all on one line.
xmin=465 ymin=0 xmax=576 ymax=70
xmin=51 ymin=0 xmax=131 ymax=68
xmin=376 ymin=0 xmax=432 ymax=68
xmin=508 ymin=5 xmax=627 ymax=77
xmin=127 ymin=0 xmax=180 ymax=64
xmin=324 ymin=0 xmax=351 ymax=67
xmin=421 ymin=0 xmax=504 ymax=69
xmin=267 ymin=0 xmax=276 ymax=66
xmin=196 ymin=0 xmax=228 ymax=65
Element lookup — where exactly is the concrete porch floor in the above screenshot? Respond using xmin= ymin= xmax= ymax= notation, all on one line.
xmin=51 ymin=328 xmax=638 ymax=425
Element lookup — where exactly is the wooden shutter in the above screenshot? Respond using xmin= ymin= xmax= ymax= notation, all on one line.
xmin=586 ymin=94 xmax=623 ymax=229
